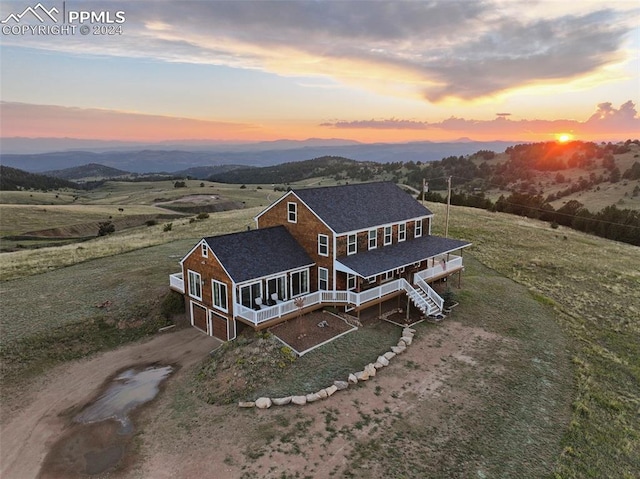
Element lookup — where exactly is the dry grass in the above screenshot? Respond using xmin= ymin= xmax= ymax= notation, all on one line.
xmin=428 ymin=202 xmax=640 ymax=478
xmin=0 ymin=204 xmax=177 ymax=237
xmin=0 ymin=206 xmax=261 ymax=281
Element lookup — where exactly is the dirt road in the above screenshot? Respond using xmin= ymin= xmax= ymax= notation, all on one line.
xmin=0 ymin=328 xmax=221 ymax=479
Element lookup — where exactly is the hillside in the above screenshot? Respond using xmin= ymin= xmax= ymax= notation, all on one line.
xmin=0 ymin=165 xmax=79 ymax=191
xmin=44 ymin=163 xmax=131 ymax=180
xmin=209 ymin=156 xmax=380 ymax=184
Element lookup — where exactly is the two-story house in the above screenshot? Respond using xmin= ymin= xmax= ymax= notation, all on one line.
xmin=169 ymin=182 xmax=471 ymax=341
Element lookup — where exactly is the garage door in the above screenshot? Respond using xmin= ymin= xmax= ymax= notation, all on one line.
xmin=192 ymin=303 xmax=208 ymax=333
xmin=211 ymin=313 xmax=228 ymax=341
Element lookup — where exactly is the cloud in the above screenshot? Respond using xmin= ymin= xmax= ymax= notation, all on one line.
xmin=2 ymin=1 xmax=637 ymax=103
xmin=321 ymin=101 xmax=640 ymax=139
xmin=319 ymin=119 xmax=429 ymax=130
xmin=0 ymin=102 xmax=260 ymax=141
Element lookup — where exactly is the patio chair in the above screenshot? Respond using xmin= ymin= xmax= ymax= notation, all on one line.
xmin=255 ymin=297 xmax=266 ymax=310
xmin=271 ymin=293 xmax=283 ymax=304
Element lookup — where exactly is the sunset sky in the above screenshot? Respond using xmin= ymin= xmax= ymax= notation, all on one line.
xmin=1 ymin=0 xmax=639 ymax=144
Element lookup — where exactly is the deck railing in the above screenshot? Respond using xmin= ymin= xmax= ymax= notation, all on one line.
xmin=415 ymin=277 xmax=444 ymax=313
xmin=414 ymin=255 xmax=463 ymax=282
xmin=235 ymin=280 xmax=405 ymax=325
xmin=169 ymin=273 xmax=184 ymax=293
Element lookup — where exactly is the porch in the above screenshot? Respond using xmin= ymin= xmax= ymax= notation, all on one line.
xmin=234 ymin=276 xmax=441 ymax=327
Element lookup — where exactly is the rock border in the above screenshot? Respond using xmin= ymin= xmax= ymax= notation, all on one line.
xmin=241 ymin=327 xmax=416 ymax=409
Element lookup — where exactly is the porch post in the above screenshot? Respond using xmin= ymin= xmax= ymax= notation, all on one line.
xmin=406 ymin=295 xmax=410 ymax=321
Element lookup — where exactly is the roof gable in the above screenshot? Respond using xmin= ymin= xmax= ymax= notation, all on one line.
xmin=292 ymin=182 xmax=432 ymax=233
xmin=204 ymin=225 xmax=314 ymax=283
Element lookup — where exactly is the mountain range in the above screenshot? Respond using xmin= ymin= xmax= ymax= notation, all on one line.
xmin=0 ymin=138 xmax=518 ymax=173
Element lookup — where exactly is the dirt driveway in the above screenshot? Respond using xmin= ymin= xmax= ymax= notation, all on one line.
xmin=0 ymin=328 xmax=221 ymax=479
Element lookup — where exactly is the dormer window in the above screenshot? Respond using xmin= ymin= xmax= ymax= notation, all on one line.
xmin=287 ymin=202 xmax=297 ymax=223
xmin=415 ymin=219 xmax=423 ymax=238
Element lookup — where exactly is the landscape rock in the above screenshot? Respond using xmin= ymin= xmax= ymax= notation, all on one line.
xmin=365 ymin=363 xmax=377 ymax=377
xmin=355 ymin=370 xmax=369 ymax=381
xmin=334 ymin=380 xmax=349 ymax=390
xmin=291 ymin=395 xmax=307 ymax=405
xmin=397 ymin=339 xmax=407 ymax=347
xmin=272 ymin=396 xmax=292 ymax=406
xmin=401 ymin=336 xmax=413 ymax=345
xmin=317 ymin=388 xmax=328 ymax=399
xmin=348 ymin=373 xmax=358 ymax=384
xmin=384 ymin=352 xmax=396 ymax=360
xmin=238 ymin=401 xmax=255 ymax=408
xmin=374 ymin=361 xmax=384 ymax=369
xmin=391 ymin=345 xmax=406 ymax=354
xmin=255 ymin=397 xmax=272 ymax=409
xmin=403 ymin=327 xmax=416 ymax=335
xmin=306 ymin=392 xmax=321 ymax=402
xmin=377 ymin=355 xmax=390 ymax=366
xmin=325 ymin=385 xmax=338 ymax=396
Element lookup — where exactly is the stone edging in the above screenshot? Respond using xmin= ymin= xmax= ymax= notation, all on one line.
xmin=238 ymin=327 xmax=416 ymax=409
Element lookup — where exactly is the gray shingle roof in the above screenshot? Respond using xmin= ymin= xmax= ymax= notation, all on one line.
xmin=293 ymin=182 xmax=432 ymax=233
xmin=336 ymin=235 xmax=470 ymax=278
xmin=204 ymin=226 xmax=314 ymax=283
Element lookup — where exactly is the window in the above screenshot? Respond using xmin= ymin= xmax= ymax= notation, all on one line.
xmin=287 ymin=202 xmax=297 ymax=223
xmin=188 ymin=270 xmax=202 ymax=300
xmin=347 ymin=234 xmax=357 ymax=255
xmin=347 ymin=274 xmax=357 ymax=290
xmin=290 ymin=269 xmax=309 ymax=297
xmin=201 ymin=242 xmax=208 ymax=257
xmin=415 ymin=219 xmax=422 ymax=238
xmin=398 ymin=223 xmax=406 ymax=242
xmin=318 ymin=234 xmax=329 ymax=256
xmin=368 ymin=229 xmax=377 ymax=250
xmin=384 ymin=226 xmax=392 ymax=245
xmin=212 ymin=280 xmax=228 ymax=312
xmin=318 ymin=267 xmax=329 ymax=290
xmin=267 ymin=275 xmax=287 ymax=302
xmin=239 ymin=282 xmax=261 ymax=309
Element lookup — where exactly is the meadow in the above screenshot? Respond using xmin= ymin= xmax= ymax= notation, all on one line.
xmin=0 ymin=183 xmax=638 ymax=477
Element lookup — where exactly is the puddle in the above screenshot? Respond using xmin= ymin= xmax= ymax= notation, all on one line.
xmin=74 ymin=365 xmax=173 ymax=434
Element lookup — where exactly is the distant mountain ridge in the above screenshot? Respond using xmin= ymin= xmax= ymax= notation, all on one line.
xmin=0 ymin=140 xmax=519 ymax=173
xmin=44 ymin=163 xmax=130 ymax=180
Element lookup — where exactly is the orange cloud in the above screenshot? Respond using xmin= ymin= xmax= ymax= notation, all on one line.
xmin=0 ymin=102 xmax=264 ymax=142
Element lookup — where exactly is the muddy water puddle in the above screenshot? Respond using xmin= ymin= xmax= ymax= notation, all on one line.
xmin=39 ymin=365 xmax=173 ymax=478
xmin=74 ymin=365 xmax=173 ymax=434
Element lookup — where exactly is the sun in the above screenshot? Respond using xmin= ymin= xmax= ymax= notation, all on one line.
xmin=556 ymin=133 xmax=573 ymax=143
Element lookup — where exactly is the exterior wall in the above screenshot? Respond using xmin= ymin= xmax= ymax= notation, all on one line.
xmin=182 ymin=242 xmax=233 ymax=324
xmin=335 ymin=217 xmax=430 ymax=257
xmin=258 ymin=193 xmax=332 ymax=290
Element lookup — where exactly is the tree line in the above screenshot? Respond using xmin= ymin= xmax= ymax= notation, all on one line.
xmin=421 ymin=190 xmax=640 ymax=246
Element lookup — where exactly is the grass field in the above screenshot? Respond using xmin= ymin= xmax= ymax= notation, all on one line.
xmin=1 ymin=186 xmax=638 ymax=477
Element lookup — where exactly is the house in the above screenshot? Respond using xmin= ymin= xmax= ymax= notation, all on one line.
xmin=169 ymin=182 xmax=471 ymax=341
